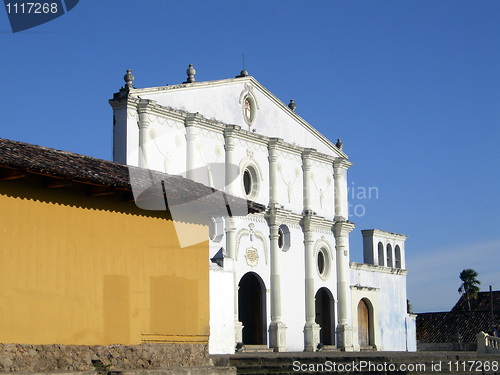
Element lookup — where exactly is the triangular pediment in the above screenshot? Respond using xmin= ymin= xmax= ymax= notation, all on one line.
xmin=127 ymin=76 xmax=345 ymax=158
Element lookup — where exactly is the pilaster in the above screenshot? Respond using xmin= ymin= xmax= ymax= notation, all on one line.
xmin=301 ymin=213 xmax=321 ymax=352
xmin=333 ymin=158 xmax=352 ymax=221
xmin=185 ymin=113 xmax=203 ymax=181
xmin=302 ymin=148 xmax=316 ymax=214
xmin=333 ymin=220 xmax=355 ymax=351
xmin=137 ymin=99 xmax=157 ymax=169
xmin=268 ymin=138 xmax=284 ymax=209
xmin=224 ymin=125 xmax=241 ymax=196
xmin=265 ymin=208 xmax=288 ymax=352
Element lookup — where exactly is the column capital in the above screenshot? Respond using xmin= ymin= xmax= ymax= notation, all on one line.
xmin=265 ymin=207 xmax=290 ymax=226
xmin=184 ymin=112 xmax=204 ymax=127
xmin=137 ymin=99 xmax=157 ymax=113
xmin=224 ymin=124 xmax=242 ymax=137
xmin=302 ymin=148 xmax=316 ymax=160
xmin=333 ymin=157 xmax=353 ymax=172
xmin=333 ymin=220 xmax=355 ymax=238
xmin=268 ymin=137 xmax=284 ymax=149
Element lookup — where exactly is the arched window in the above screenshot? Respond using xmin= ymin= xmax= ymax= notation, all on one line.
xmin=386 ymin=244 xmax=393 ymax=268
xmin=378 ymin=242 xmax=384 ymax=266
xmin=316 ymin=246 xmax=331 ymax=280
xmin=209 ymin=217 xmax=224 ymax=243
xmin=395 ymin=245 xmax=401 ymax=269
xmin=241 ymin=164 xmax=259 ymax=199
xmin=278 ymin=224 xmax=290 ymax=252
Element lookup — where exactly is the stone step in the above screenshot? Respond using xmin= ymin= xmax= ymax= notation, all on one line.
xmin=240 ymin=345 xmax=274 ymax=353
xmin=214 ymin=351 xmax=500 ymax=375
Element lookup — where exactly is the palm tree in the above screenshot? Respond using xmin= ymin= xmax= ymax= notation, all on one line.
xmin=458 ymin=269 xmax=481 ymax=311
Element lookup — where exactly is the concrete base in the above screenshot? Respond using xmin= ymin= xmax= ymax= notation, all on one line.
xmin=269 ymin=321 xmax=287 ymax=352
xmin=303 ymin=322 xmax=321 ymax=352
xmin=234 ymin=320 xmax=243 ymax=348
xmin=336 ymin=324 xmax=354 ymax=351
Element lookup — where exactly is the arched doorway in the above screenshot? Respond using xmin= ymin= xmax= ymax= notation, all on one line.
xmin=315 ymin=287 xmax=335 ymax=345
xmin=238 ymin=272 xmax=267 ymax=345
xmin=357 ymin=299 xmax=371 ymax=347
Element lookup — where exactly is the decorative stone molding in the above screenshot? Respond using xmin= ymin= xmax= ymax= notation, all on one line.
xmin=350 ymin=262 xmax=408 ymax=275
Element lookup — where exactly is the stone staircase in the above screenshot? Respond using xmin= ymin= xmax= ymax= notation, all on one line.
xmin=212 ymin=351 xmax=500 ymax=375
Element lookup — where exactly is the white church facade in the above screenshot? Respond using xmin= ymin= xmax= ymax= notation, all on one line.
xmin=109 ymin=66 xmax=416 ymax=354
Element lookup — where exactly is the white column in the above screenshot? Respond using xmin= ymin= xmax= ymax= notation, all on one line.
xmin=266 ymin=209 xmax=287 ymax=352
xmin=185 ymin=113 xmax=202 ymax=181
xmin=224 ymin=125 xmax=240 ymax=197
xmin=302 ymin=149 xmax=315 ymax=214
xmin=224 ymin=125 xmax=242 ymax=348
xmin=268 ymin=138 xmax=287 ymax=352
xmin=333 ymin=158 xmax=355 ymax=351
xmin=301 ymin=150 xmax=320 ymax=351
xmin=137 ymin=100 xmax=155 ymax=169
xmin=301 ymin=215 xmax=321 ymax=352
xmin=268 ymin=138 xmax=282 ymax=208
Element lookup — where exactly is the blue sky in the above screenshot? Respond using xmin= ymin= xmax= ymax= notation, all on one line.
xmin=1 ymin=1 xmax=499 ymax=313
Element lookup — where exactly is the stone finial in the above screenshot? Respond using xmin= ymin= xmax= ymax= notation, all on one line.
xmin=184 ymin=64 xmax=196 ymax=83
xmin=124 ymin=69 xmax=134 ymax=89
xmin=336 ymin=138 xmax=343 ymax=150
xmin=236 ymin=70 xmax=248 ymax=78
xmin=288 ymin=99 xmax=296 ymax=112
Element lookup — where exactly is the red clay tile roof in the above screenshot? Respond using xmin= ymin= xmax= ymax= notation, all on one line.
xmin=451 ymin=291 xmax=500 ymax=313
xmin=417 ymin=291 xmax=500 ymax=343
xmin=417 ymin=311 xmax=500 ymax=343
xmin=0 ymin=137 xmax=265 ymax=216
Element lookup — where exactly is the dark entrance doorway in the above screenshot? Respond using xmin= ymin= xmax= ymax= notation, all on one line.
xmin=238 ymin=272 xmax=267 ymax=345
xmin=315 ymin=287 xmax=335 ymax=345
xmin=357 ymin=299 xmax=370 ymax=347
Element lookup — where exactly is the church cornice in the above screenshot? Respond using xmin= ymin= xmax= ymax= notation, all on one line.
xmin=361 ymin=229 xmax=408 ymax=241
xmin=350 ymin=262 xmax=408 ymax=275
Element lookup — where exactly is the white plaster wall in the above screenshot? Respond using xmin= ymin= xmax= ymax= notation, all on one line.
xmin=112 ymin=107 xmax=129 ymax=164
xmin=279 ymin=225 xmax=306 ymax=351
xmin=309 ymin=163 xmax=334 ymax=220
xmin=189 ymin=128 xmax=225 ymax=188
xmin=274 ymin=154 xmax=303 ymax=214
xmin=232 ymin=140 xmax=269 ymax=205
xmin=144 ymin=117 xmax=186 ymax=175
xmin=137 ymin=79 xmax=339 ymax=157
xmin=350 ymin=266 xmax=411 ymax=351
xmin=406 ymin=315 xmax=417 ymax=351
xmin=125 ymin=108 xmax=139 ymax=167
xmin=209 ymin=262 xmax=235 ymax=354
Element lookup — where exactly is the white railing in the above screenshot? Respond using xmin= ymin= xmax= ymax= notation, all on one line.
xmin=477 ymin=331 xmax=500 ymax=353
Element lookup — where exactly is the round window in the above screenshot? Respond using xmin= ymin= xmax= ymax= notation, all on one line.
xmin=241 ymin=165 xmax=259 ymax=199
xmin=243 ymin=169 xmax=252 ymax=196
xmin=318 ymin=250 xmax=325 ymax=275
xmin=316 ymin=247 xmax=330 ymax=280
xmin=242 ymin=95 xmax=256 ymax=126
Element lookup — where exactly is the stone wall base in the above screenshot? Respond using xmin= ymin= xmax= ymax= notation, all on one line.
xmin=417 ymin=342 xmax=477 ymax=351
xmin=0 ymin=343 xmax=210 ymax=373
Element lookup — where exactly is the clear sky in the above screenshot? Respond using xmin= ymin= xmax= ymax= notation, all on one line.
xmin=1 ymin=0 xmax=499 ymax=313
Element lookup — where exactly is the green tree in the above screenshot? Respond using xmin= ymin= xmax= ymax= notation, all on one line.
xmin=458 ymin=269 xmax=481 ymax=311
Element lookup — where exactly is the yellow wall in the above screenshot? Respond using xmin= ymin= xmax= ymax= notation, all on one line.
xmin=0 ymin=178 xmax=209 ymax=346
